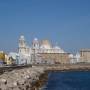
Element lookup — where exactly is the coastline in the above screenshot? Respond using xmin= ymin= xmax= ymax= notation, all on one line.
xmin=1 ymin=64 xmax=90 ymax=90
xmin=31 ymin=67 xmax=90 ymax=90
xmin=33 ymin=66 xmax=90 ymax=90
xmin=31 ymin=71 xmax=48 ymax=90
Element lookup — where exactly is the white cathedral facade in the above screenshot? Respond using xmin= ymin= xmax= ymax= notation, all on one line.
xmin=32 ymin=37 xmax=65 ymax=54
xmin=18 ymin=35 xmax=32 ymax=64
xmin=18 ymin=35 xmax=65 ymax=64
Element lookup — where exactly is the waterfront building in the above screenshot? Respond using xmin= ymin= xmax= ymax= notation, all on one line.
xmin=18 ymin=35 xmax=32 ymax=64
xmin=75 ymin=52 xmax=81 ymax=63
xmin=69 ymin=53 xmax=81 ymax=64
xmin=38 ymin=40 xmax=65 ymax=54
xmin=8 ymin=52 xmax=19 ymax=64
xmin=80 ymin=49 xmax=90 ymax=63
xmin=31 ymin=38 xmax=69 ymax=64
xmin=0 ymin=51 xmax=14 ymax=65
xmin=5 ymin=54 xmax=11 ymax=65
xmin=18 ymin=35 xmax=71 ymax=64
xmin=0 ymin=51 xmax=5 ymax=65
xmin=32 ymin=38 xmax=39 ymax=49
xmin=69 ymin=54 xmax=74 ymax=63
xmin=39 ymin=53 xmax=70 ymax=64
xmin=0 ymin=51 xmax=5 ymax=60
xmin=32 ymin=39 xmax=65 ymax=54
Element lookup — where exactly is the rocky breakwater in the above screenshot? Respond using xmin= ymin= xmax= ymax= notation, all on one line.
xmin=0 ymin=66 xmax=46 ymax=90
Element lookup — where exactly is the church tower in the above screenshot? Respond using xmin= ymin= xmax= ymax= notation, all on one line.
xmin=32 ymin=38 xmax=39 ymax=49
xmin=18 ymin=35 xmax=26 ymax=54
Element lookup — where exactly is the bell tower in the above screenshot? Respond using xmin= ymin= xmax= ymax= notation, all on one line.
xmin=18 ymin=35 xmax=26 ymax=54
xmin=32 ymin=38 xmax=39 ymax=49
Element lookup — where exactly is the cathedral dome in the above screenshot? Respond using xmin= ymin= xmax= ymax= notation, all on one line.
xmin=33 ymin=38 xmax=39 ymax=43
xmin=19 ymin=35 xmax=25 ymax=40
xmin=32 ymin=38 xmax=39 ymax=49
xmin=54 ymin=46 xmax=61 ymax=49
xmin=34 ymin=38 xmax=38 ymax=41
xmin=40 ymin=40 xmax=52 ymax=49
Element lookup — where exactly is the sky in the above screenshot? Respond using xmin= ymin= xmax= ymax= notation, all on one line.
xmin=0 ymin=0 xmax=90 ymax=53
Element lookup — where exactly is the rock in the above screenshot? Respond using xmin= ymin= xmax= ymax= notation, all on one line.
xmin=0 ymin=84 xmax=8 ymax=90
xmin=13 ymin=81 xmax=18 ymax=86
xmin=18 ymin=79 xmax=25 ymax=85
xmin=24 ymin=75 xmax=30 ymax=79
xmin=12 ymin=87 xmax=20 ymax=90
xmin=0 ymin=67 xmax=45 ymax=90
xmin=0 ymin=78 xmax=7 ymax=84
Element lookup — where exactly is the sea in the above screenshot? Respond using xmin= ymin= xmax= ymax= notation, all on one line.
xmin=42 ymin=71 xmax=90 ymax=90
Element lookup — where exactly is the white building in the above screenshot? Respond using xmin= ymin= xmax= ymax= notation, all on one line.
xmin=69 ymin=52 xmax=81 ymax=64
xmin=18 ymin=35 xmax=32 ymax=64
xmin=18 ymin=35 xmax=66 ymax=64
xmin=75 ymin=52 xmax=81 ymax=63
xmin=32 ymin=39 xmax=65 ymax=54
xmin=8 ymin=52 xmax=19 ymax=64
xmin=31 ymin=38 xmax=66 ymax=64
xmin=69 ymin=54 xmax=74 ymax=63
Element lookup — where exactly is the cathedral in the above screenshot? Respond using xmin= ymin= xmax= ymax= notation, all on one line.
xmin=18 ymin=35 xmax=31 ymax=64
xmin=18 ymin=35 xmax=66 ymax=64
xmin=32 ymin=38 xmax=65 ymax=54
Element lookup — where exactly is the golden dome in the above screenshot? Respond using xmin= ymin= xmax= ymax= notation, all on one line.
xmin=40 ymin=40 xmax=52 ymax=49
xmin=41 ymin=40 xmax=51 ymax=46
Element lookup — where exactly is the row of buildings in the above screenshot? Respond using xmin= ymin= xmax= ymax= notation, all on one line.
xmin=0 ymin=35 xmax=90 ymax=65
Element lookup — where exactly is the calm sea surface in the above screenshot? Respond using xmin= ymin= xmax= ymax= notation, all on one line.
xmin=43 ymin=71 xmax=90 ymax=90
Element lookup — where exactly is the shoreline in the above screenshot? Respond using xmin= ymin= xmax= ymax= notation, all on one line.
xmin=31 ymin=71 xmax=48 ymax=90
xmin=1 ymin=64 xmax=90 ymax=90
xmin=47 ymin=68 xmax=90 ymax=72
xmin=32 ymin=68 xmax=90 ymax=90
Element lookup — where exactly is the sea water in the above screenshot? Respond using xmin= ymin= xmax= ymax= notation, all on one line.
xmin=43 ymin=71 xmax=90 ymax=90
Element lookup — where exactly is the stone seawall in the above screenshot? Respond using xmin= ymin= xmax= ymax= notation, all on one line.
xmin=0 ymin=66 xmax=46 ymax=90
xmin=1 ymin=64 xmax=90 ymax=90
xmin=45 ymin=64 xmax=90 ymax=71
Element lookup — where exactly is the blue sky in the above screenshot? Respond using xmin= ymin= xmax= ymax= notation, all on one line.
xmin=0 ymin=0 xmax=90 ymax=53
